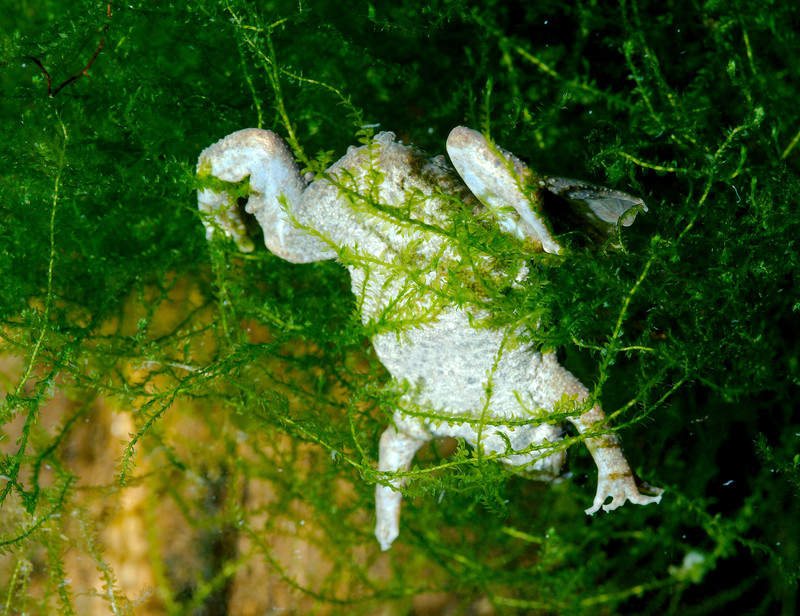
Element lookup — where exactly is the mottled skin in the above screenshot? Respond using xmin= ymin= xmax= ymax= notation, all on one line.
xmin=197 ymin=126 xmax=662 ymax=551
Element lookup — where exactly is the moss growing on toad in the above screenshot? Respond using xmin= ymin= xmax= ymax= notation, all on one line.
xmin=1 ymin=0 xmax=799 ymax=615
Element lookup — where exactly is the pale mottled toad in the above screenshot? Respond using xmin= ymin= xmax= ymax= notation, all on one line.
xmin=197 ymin=126 xmax=662 ymax=551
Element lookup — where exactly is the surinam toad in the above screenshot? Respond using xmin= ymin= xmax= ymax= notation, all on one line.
xmin=196 ymin=125 xmax=663 ymax=551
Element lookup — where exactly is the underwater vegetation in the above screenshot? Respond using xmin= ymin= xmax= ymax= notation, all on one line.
xmin=1 ymin=0 xmax=798 ymax=614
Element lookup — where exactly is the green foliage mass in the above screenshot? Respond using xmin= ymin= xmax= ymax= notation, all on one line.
xmin=1 ymin=0 xmax=798 ymax=614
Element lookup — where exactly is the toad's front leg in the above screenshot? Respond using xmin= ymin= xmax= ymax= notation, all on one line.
xmin=375 ymin=425 xmax=428 ymax=551
xmin=572 ymin=405 xmax=664 ymax=514
xmin=538 ymin=355 xmax=663 ymax=513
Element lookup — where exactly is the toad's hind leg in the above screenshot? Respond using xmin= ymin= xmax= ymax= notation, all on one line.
xmin=197 ymin=128 xmax=336 ymax=263
xmin=446 ymin=126 xmax=562 ymax=254
xmin=374 ymin=426 xmax=428 ymax=551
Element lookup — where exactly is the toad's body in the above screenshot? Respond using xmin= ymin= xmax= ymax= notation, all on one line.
xmin=197 ymin=127 xmax=662 ymax=550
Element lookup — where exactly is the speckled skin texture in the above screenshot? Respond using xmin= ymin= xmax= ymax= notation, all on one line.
xmin=197 ymin=126 xmax=663 ymax=551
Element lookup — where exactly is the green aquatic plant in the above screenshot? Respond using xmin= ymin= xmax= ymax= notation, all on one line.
xmin=1 ymin=0 xmax=798 ymax=614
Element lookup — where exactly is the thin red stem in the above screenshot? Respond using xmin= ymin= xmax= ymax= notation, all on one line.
xmin=13 ymin=3 xmax=111 ymax=98
xmin=51 ymin=3 xmax=110 ymax=97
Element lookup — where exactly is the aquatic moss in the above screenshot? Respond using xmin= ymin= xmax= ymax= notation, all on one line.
xmin=1 ymin=0 xmax=798 ymax=614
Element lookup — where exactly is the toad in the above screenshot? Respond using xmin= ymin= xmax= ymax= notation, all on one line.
xmin=196 ymin=126 xmax=663 ymax=551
